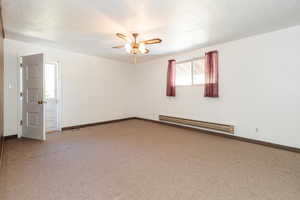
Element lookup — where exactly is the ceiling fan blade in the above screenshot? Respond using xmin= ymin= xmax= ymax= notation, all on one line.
xmin=116 ymin=33 xmax=130 ymax=42
xmin=142 ymin=38 xmax=162 ymax=45
xmin=112 ymin=45 xmax=124 ymax=48
xmin=144 ymin=49 xmax=150 ymax=54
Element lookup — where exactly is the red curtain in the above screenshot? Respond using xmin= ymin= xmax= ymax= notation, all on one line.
xmin=204 ymin=51 xmax=219 ymax=97
xmin=166 ymin=59 xmax=176 ymax=97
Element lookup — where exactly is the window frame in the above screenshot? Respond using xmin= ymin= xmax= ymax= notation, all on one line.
xmin=175 ymin=58 xmax=205 ymax=87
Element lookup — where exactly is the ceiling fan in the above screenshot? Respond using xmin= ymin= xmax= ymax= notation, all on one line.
xmin=112 ymin=33 xmax=162 ymax=56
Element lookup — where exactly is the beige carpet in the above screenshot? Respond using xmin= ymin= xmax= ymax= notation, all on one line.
xmin=0 ymin=119 xmax=299 ymax=200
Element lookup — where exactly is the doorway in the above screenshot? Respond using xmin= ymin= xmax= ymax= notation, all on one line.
xmin=45 ymin=62 xmax=61 ymax=133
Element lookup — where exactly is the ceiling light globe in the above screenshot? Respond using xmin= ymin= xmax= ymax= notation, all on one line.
xmin=125 ymin=43 xmax=131 ymax=53
xmin=139 ymin=43 xmax=146 ymax=54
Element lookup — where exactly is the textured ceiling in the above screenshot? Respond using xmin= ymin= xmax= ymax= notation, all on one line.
xmin=3 ymin=0 xmax=300 ymax=63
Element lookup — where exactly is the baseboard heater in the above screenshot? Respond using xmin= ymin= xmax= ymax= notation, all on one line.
xmin=159 ymin=115 xmax=234 ymax=134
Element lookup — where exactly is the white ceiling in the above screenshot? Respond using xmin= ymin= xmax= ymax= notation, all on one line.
xmin=3 ymin=0 xmax=300 ymax=63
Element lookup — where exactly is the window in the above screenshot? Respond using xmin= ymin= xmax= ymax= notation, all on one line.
xmin=175 ymin=59 xmax=205 ymax=86
xmin=176 ymin=61 xmax=192 ymax=86
xmin=45 ymin=63 xmax=57 ymax=99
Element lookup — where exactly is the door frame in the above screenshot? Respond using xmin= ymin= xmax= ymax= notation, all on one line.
xmin=17 ymin=55 xmax=62 ymax=138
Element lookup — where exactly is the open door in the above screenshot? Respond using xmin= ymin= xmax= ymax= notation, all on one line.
xmin=22 ymin=54 xmax=46 ymax=140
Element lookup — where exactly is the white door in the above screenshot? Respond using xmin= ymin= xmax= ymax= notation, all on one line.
xmin=45 ymin=63 xmax=59 ymax=132
xmin=22 ymin=54 xmax=46 ymax=140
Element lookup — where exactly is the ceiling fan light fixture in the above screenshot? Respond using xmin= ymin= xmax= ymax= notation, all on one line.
xmin=131 ymin=48 xmax=139 ymax=54
xmin=125 ymin=43 xmax=132 ymax=53
xmin=113 ymin=33 xmax=162 ymax=60
xmin=139 ymin=43 xmax=146 ymax=54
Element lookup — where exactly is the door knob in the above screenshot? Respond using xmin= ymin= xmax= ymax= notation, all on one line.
xmin=38 ymin=100 xmax=47 ymax=104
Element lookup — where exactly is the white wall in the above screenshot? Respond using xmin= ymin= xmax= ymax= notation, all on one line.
xmin=4 ymin=25 xmax=300 ymax=149
xmin=134 ymin=25 xmax=300 ymax=148
xmin=4 ymin=39 xmax=136 ymax=136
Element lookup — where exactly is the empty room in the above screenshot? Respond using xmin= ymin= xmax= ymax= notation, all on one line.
xmin=0 ymin=0 xmax=300 ymax=199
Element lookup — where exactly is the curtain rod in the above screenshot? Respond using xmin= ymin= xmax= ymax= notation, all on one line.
xmin=176 ymin=56 xmax=205 ymax=64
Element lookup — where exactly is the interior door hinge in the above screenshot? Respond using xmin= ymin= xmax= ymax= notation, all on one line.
xmin=20 ymin=120 xmax=23 ymax=126
xmin=20 ymin=63 xmax=23 ymax=67
xmin=20 ymin=92 xmax=23 ymax=97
